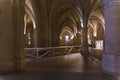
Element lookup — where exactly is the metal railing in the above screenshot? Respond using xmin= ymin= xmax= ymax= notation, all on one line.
xmin=24 ymin=45 xmax=81 ymax=58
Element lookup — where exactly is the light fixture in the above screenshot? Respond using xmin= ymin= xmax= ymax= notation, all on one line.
xmin=65 ymin=35 xmax=69 ymax=45
xmin=93 ymin=32 xmax=97 ymax=37
xmin=71 ymin=35 xmax=74 ymax=39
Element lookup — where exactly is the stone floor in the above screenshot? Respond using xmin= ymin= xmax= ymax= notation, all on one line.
xmin=0 ymin=49 xmax=118 ymax=80
xmin=0 ymin=72 xmax=117 ymax=80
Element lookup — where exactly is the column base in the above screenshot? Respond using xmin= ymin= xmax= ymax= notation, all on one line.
xmin=102 ymin=53 xmax=120 ymax=75
xmin=0 ymin=59 xmax=15 ymax=73
xmin=0 ymin=58 xmax=25 ymax=73
xmin=80 ymin=50 xmax=89 ymax=56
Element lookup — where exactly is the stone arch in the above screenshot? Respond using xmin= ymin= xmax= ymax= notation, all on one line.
xmin=96 ymin=22 xmax=104 ymax=40
xmin=60 ymin=26 xmax=75 ymax=46
xmin=25 ymin=22 xmax=34 ymax=48
xmin=27 ymin=0 xmax=49 ymax=47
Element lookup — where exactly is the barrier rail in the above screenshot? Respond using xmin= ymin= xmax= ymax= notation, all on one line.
xmin=24 ymin=45 xmax=81 ymax=58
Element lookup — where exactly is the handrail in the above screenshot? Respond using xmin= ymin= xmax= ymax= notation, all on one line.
xmin=24 ymin=45 xmax=81 ymax=58
xmin=24 ymin=45 xmax=81 ymax=50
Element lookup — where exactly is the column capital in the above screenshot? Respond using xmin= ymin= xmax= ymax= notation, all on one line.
xmin=103 ymin=0 xmax=120 ymax=9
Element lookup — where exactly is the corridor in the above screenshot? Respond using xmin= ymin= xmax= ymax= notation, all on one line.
xmin=1 ymin=0 xmax=120 ymax=78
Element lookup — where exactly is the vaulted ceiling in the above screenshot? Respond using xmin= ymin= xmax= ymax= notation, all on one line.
xmin=25 ymin=0 xmax=104 ymax=35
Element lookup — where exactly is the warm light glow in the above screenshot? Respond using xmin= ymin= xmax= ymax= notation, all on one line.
xmin=65 ymin=35 xmax=69 ymax=45
xmin=33 ymin=22 xmax=36 ymax=29
xmin=28 ymin=41 xmax=31 ymax=45
xmin=28 ymin=33 xmax=31 ymax=45
xmin=26 ymin=0 xmax=34 ymax=16
xmin=65 ymin=35 xmax=69 ymax=40
xmin=28 ymin=33 xmax=31 ymax=39
xmin=88 ymin=35 xmax=90 ymax=38
xmin=24 ymin=14 xmax=27 ymax=35
xmin=81 ymin=22 xmax=84 ymax=28
xmin=93 ymin=25 xmax=97 ymax=37
xmin=88 ymin=35 xmax=91 ymax=45
xmin=24 ymin=26 xmax=27 ymax=35
xmin=95 ymin=40 xmax=103 ymax=49
xmin=60 ymin=36 xmax=62 ymax=40
xmin=71 ymin=35 xmax=74 ymax=39
xmin=25 ymin=0 xmax=36 ymax=29
xmin=93 ymin=32 xmax=97 ymax=37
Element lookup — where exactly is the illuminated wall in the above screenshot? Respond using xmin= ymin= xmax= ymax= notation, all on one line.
xmin=60 ymin=26 xmax=75 ymax=46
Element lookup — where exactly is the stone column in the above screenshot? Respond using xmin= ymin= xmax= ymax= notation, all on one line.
xmin=0 ymin=0 xmax=25 ymax=72
xmin=0 ymin=0 xmax=13 ymax=72
xmin=32 ymin=0 xmax=49 ymax=47
xmin=12 ymin=0 xmax=25 ymax=72
xmin=81 ymin=23 xmax=89 ymax=55
xmin=102 ymin=0 xmax=120 ymax=75
xmin=33 ymin=28 xmax=38 ymax=47
xmin=73 ymin=34 xmax=77 ymax=45
xmin=80 ymin=21 xmax=89 ymax=67
xmin=76 ymin=33 xmax=81 ymax=45
xmin=51 ymin=28 xmax=60 ymax=47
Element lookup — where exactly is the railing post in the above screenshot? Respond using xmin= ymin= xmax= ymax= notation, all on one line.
xmin=36 ymin=48 xmax=39 ymax=58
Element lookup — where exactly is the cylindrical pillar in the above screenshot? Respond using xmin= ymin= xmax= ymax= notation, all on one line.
xmin=80 ymin=21 xmax=89 ymax=67
xmin=12 ymin=0 xmax=25 ymax=72
xmin=102 ymin=0 xmax=120 ymax=75
xmin=81 ymin=22 xmax=89 ymax=55
xmin=31 ymin=0 xmax=49 ymax=47
xmin=33 ymin=28 xmax=38 ymax=47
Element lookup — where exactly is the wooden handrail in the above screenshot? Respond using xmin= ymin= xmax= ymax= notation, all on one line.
xmin=24 ymin=45 xmax=81 ymax=58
